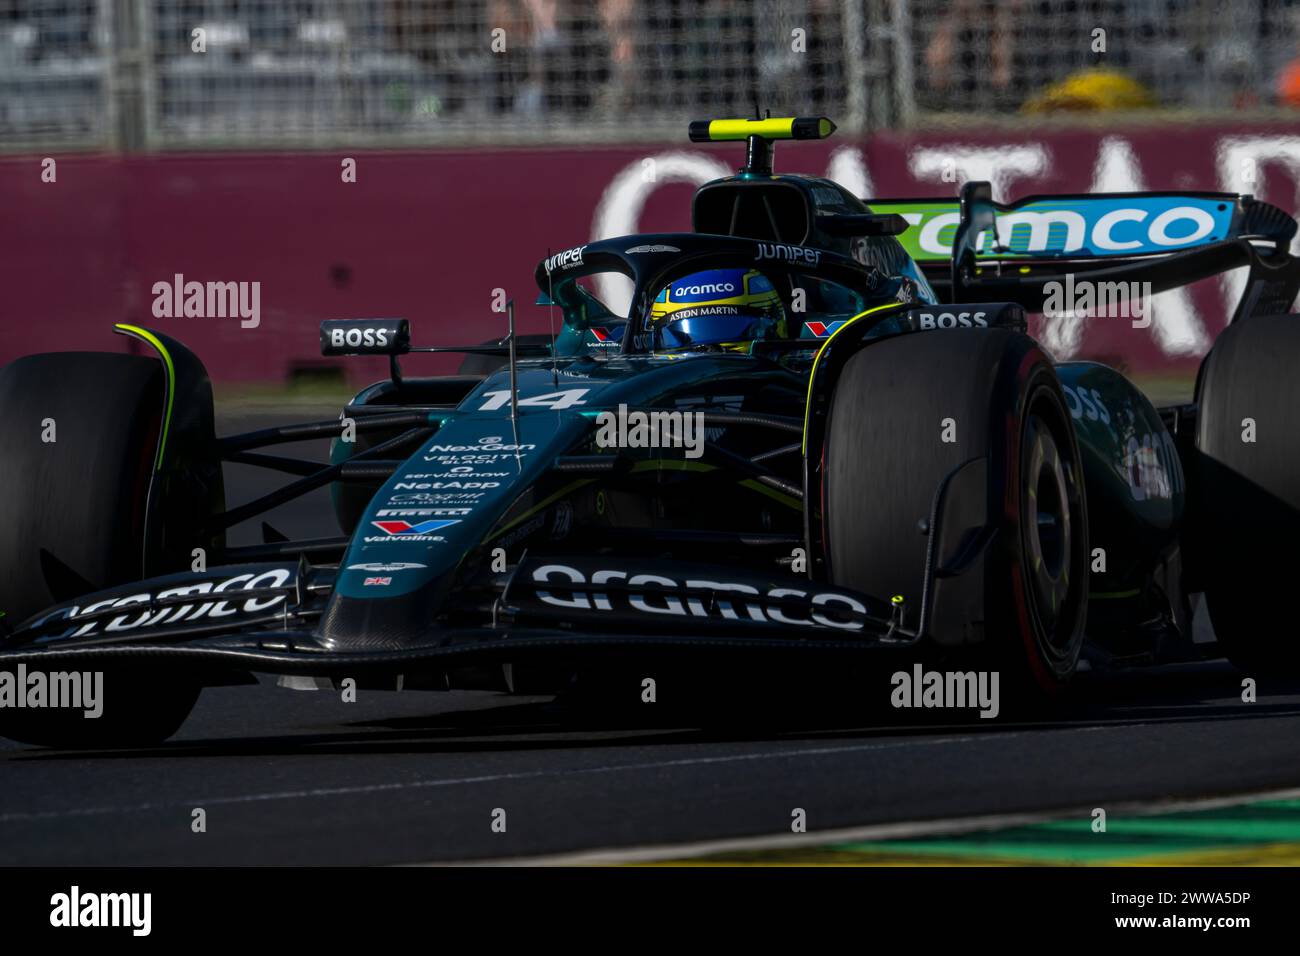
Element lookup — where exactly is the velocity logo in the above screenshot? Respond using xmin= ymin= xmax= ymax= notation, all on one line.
xmin=370 ymin=519 xmax=461 ymax=536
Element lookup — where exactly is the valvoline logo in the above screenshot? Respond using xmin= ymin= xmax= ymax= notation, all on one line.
xmin=587 ymin=326 xmax=624 ymax=349
xmin=370 ymin=519 xmax=461 ymax=536
xmin=803 ymin=320 xmax=849 ymax=338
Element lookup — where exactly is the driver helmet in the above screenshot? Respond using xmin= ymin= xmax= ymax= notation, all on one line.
xmin=650 ymin=268 xmax=786 ymax=351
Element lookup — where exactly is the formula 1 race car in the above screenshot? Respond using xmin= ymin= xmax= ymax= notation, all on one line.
xmin=2 ymin=116 xmax=1298 ymax=747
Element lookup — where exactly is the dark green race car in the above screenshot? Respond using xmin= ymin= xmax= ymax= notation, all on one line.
xmin=2 ymin=116 xmax=1299 ymax=746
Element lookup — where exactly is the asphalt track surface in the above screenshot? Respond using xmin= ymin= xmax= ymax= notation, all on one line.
xmin=2 ymin=409 xmax=1299 ymax=866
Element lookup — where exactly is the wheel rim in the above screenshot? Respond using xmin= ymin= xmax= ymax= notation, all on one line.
xmin=1021 ymin=406 xmax=1080 ymax=652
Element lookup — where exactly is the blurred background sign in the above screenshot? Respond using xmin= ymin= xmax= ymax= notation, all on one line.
xmin=2 ymin=1 xmax=1300 ymax=386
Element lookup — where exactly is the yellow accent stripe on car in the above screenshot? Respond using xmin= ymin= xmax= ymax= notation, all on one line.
xmin=629 ymin=459 xmax=800 ymax=509
xmin=488 ymin=479 xmax=594 ymax=540
xmin=113 ymin=324 xmax=175 ymax=471
xmin=739 ymin=478 xmax=801 ymax=510
xmin=707 ymin=118 xmax=796 ymax=141
xmin=801 ymin=302 xmax=908 ymax=455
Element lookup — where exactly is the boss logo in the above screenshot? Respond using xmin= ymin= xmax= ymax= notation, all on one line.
xmin=916 ymin=311 xmax=988 ymax=329
xmin=320 ymin=319 xmax=409 ymax=355
xmin=331 ymin=327 xmax=389 ymax=348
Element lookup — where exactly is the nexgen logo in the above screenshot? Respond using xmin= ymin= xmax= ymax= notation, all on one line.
xmin=370 ymin=519 xmax=461 ymax=536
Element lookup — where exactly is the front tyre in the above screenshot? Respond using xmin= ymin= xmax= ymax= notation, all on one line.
xmin=0 ymin=352 xmax=164 ymax=623
xmin=0 ymin=352 xmax=202 ymax=747
xmin=822 ymin=329 xmax=1088 ymax=701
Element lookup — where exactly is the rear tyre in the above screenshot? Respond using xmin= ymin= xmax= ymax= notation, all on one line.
xmin=1194 ymin=315 xmax=1300 ymax=673
xmin=0 ymin=352 xmax=201 ymax=746
xmin=822 ymin=329 xmax=1088 ymax=704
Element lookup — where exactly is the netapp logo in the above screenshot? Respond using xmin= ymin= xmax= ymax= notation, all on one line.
xmin=394 ymin=481 xmax=499 ymax=490
xmin=916 ymin=310 xmax=987 ymax=329
xmin=530 ymin=564 xmax=867 ymax=630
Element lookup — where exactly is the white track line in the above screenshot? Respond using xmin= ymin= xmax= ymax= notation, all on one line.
xmin=0 ymin=732 xmax=1022 ymax=824
xmin=469 ymin=786 xmax=1300 ymax=866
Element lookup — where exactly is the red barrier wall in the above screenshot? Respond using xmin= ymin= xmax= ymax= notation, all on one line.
xmin=3 ymin=123 xmax=1299 ymax=384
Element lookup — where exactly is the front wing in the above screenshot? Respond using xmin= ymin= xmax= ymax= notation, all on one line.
xmin=0 ymin=556 xmax=922 ymax=679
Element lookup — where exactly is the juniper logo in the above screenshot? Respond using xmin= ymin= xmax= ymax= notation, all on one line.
xmin=151 ymin=273 xmax=261 ymax=328
xmin=890 ymin=664 xmax=1000 ymax=718
xmin=0 ymin=666 xmax=102 ymax=718
xmin=594 ymin=404 xmax=704 ymax=459
xmin=50 ymin=886 xmax=151 ymax=936
xmin=1042 ymin=273 xmax=1152 ymax=329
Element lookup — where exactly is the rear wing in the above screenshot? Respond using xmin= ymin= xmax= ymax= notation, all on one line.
xmin=867 ymin=183 xmax=1300 ymax=322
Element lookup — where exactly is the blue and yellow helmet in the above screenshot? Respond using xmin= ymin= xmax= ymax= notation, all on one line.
xmin=650 ymin=268 xmax=786 ymax=350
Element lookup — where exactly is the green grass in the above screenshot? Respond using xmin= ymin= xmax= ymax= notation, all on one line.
xmin=1129 ymin=372 xmax=1197 ymax=406
xmin=213 ymin=380 xmax=357 ymax=409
